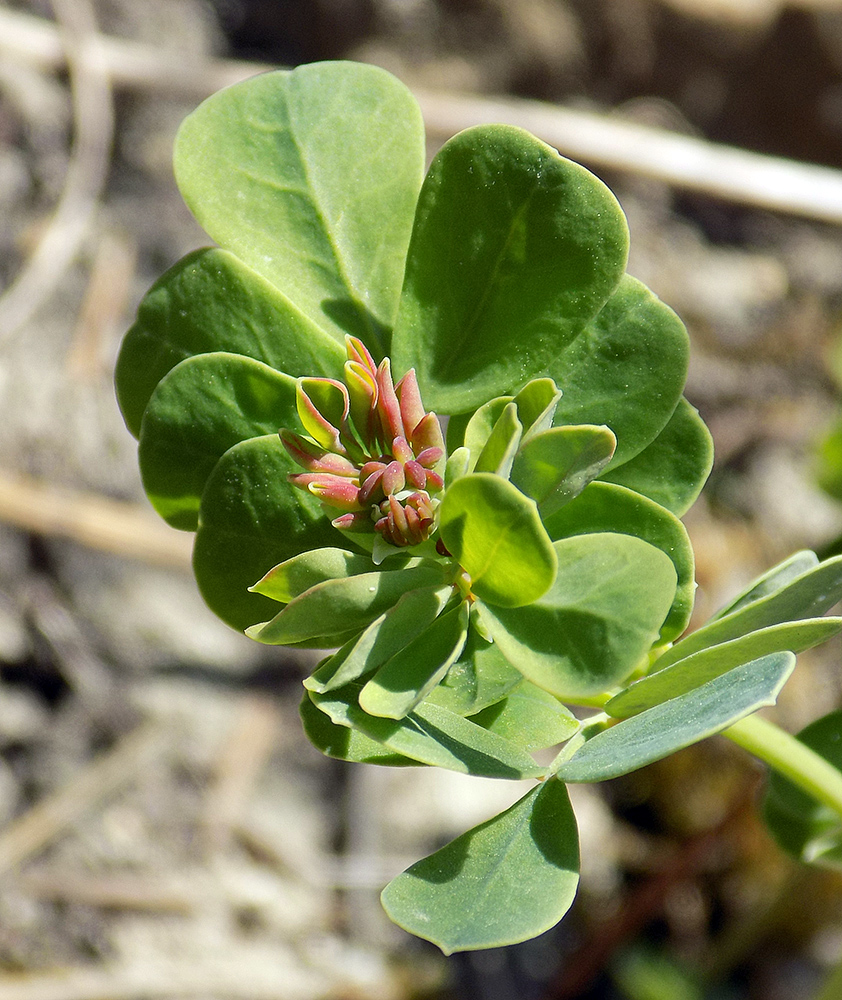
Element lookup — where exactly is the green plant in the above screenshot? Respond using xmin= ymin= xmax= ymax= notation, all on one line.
xmin=115 ymin=60 xmax=842 ymax=957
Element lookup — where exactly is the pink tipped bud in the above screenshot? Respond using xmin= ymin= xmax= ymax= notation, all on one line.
xmin=296 ymin=379 xmax=348 ymax=454
xmin=280 ymin=430 xmax=358 ymax=476
xmin=381 ymin=460 xmax=406 ymax=496
xmin=409 ymin=411 xmax=445 ymax=457
xmin=404 ymin=460 xmax=427 ymax=490
xmin=332 ymin=510 xmax=375 ymax=532
xmin=391 ymin=435 xmax=414 ymax=465
xmin=375 ymin=358 xmax=405 ymax=444
xmin=388 ymin=493 xmax=410 ymax=537
xmin=415 ymin=446 xmax=444 ymax=469
xmin=345 ymin=360 xmax=378 ymax=446
xmin=424 ymin=469 xmax=445 ymax=492
xmin=358 ymin=467 xmax=385 ymax=505
xmin=345 ymin=335 xmax=378 ymax=376
xmin=395 ymin=369 xmax=426 ymax=437
xmin=307 ymin=476 xmax=363 ymax=512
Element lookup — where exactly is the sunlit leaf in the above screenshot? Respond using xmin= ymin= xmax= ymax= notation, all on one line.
xmin=439 ymin=473 xmax=557 ymax=608
xmin=542 ymin=481 xmax=695 ymax=643
xmin=479 ymin=533 xmax=676 ymax=699
xmin=392 ymin=124 xmax=628 ymax=412
xmin=382 ymin=777 xmax=579 ymax=953
xmin=175 ymin=62 xmax=426 ymax=353
xmin=608 ymin=618 xmax=842 ymax=717
xmin=138 ymin=353 xmax=297 ymax=530
xmin=246 ymin=563 xmax=449 ymax=646
xmin=360 ymin=600 xmax=470 ymax=719
xmin=511 ymin=424 xmax=616 ymax=517
xmin=556 ymin=652 xmax=795 ymax=782
xmin=470 ymin=681 xmax=578 ymax=751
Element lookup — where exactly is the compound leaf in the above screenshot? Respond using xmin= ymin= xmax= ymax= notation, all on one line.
xmin=175 ymin=62 xmax=426 ymax=354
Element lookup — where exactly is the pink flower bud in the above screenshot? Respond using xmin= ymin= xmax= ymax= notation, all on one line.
xmin=395 ymin=368 xmax=426 ymax=437
xmin=279 ymin=430 xmax=358 ymax=476
xmin=404 ymin=460 xmax=427 ymax=490
xmin=296 ymin=379 xmax=348 ymax=454
xmin=381 ymin=460 xmax=406 ymax=496
xmin=410 ymin=411 xmax=445 ymax=457
xmin=332 ymin=510 xmax=375 ymax=532
xmin=358 ymin=466 xmax=385 ymax=505
xmin=375 ymin=358 xmax=405 ymax=444
xmin=306 ymin=475 xmax=363 ymax=511
xmin=415 ymin=446 xmax=444 ymax=469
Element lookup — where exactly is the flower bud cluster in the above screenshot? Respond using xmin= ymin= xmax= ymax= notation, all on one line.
xmin=280 ymin=337 xmax=445 ymax=546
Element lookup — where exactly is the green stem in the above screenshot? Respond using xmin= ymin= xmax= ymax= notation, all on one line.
xmin=814 ymin=955 xmax=842 ymax=1000
xmin=724 ymin=713 xmax=842 ymax=821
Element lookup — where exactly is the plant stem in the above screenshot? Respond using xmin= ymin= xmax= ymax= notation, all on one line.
xmin=814 ymin=954 xmax=842 ymax=1000
xmin=723 ymin=713 xmax=842 ymax=821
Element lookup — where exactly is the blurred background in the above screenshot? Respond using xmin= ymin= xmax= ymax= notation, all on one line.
xmin=3 ymin=1 xmax=842 ymax=997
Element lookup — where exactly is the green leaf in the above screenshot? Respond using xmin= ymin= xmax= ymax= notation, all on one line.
xmin=137 ymin=353 xmax=297 ymax=531
xmin=556 ymin=652 xmax=796 ymax=783
xmin=423 ymin=621 xmax=523 ymax=716
xmin=381 ymin=777 xmax=579 ymax=953
xmin=458 ymin=396 xmax=512 ymax=467
xmin=115 ymin=248 xmax=345 ymax=438
xmin=306 ymin=585 xmax=452 ymax=693
xmin=300 ymin=692 xmax=422 ymax=767
xmin=174 ymin=62 xmax=426 ymax=353
xmin=763 ymin=711 xmax=842 ymax=869
xmin=608 ymin=618 xmax=842 ymax=717
xmin=392 ymin=124 xmax=628 ymax=413
xmin=510 ymin=424 xmax=616 ymax=517
xmin=251 ymin=547 xmax=385 ymax=604
xmin=444 ymin=447 xmax=471 ymax=488
xmin=549 ymin=275 xmax=689 ymax=469
xmin=246 ymin=563 xmax=449 ymax=646
xmin=193 ymin=435 xmax=342 ymax=631
xmin=653 ymin=554 xmax=842 ymax=672
xmin=470 ymin=680 xmax=579 ymax=752
xmin=473 ymin=402 xmax=522 ymax=478
xmin=600 ymin=398 xmax=713 ymax=516
xmin=439 ymin=473 xmax=557 ymax=608
xmin=514 ymin=378 xmax=563 ymax=441
xmin=479 ymin=533 xmax=677 ymax=699
xmin=310 ymin=685 xmax=545 ymax=779
xmin=542 ymin=481 xmax=695 ymax=643
xmin=712 ymin=550 xmax=819 ymax=621
xmin=360 ymin=600 xmax=470 ymax=719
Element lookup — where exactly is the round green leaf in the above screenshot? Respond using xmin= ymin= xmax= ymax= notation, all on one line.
xmin=550 ymin=275 xmax=689 ymax=468
xmin=600 ymin=397 xmax=713 ymax=516
xmin=479 ymin=533 xmax=677 ymax=699
xmin=711 ymin=550 xmax=819 ymax=621
xmin=138 ymin=353 xmax=297 ymax=531
xmin=381 ymin=777 xmax=579 ymax=953
xmin=174 ymin=62 xmax=426 ymax=353
xmin=115 ymin=248 xmax=345 ymax=438
xmin=439 ymin=473 xmax=557 ymax=608
xmin=192 ymin=435 xmax=344 ymax=631
xmin=542 ymin=481 xmax=695 ymax=643
xmin=510 ymin=424 xmax=616 ymax=517
xmin=392 ymin=124 xmax=628 ymax=413
xmin=250 ymin=547 xmax=386 ymax=604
